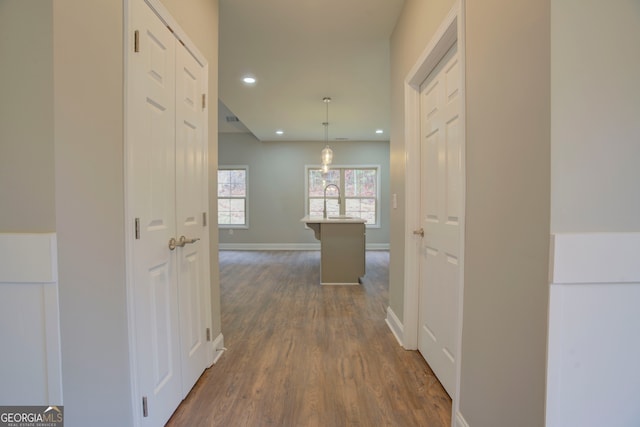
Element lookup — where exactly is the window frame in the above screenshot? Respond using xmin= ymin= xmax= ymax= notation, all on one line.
xmin=217 ymin=165 xmax=249 ymax=229
xmin=304 ymin=164 xmax=381 ymax=228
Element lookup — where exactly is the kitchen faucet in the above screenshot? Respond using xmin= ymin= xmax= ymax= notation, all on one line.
xmin=323 ymin=184 xmax=341 ymax=219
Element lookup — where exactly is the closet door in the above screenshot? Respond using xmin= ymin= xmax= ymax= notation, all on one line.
xmin=175 ymin=43 xmax=210 ymax=397
xmin=129 ymin=0 xmax=182 ymax=425
xmin=129 ymin=1 xmax=211 ymax=424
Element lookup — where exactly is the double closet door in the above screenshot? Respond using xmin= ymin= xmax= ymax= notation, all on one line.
xmin=128 ymin=1 xmax=211 ymax=425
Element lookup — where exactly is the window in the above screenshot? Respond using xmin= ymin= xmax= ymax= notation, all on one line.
xmin=306 ymin=166 xmax=379 ymax=226
xmin=218 ymin=167 xmax=247 ymax=227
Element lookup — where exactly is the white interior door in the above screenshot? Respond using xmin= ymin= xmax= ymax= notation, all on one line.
xmin=417 ymin=43 xmax=462 ymax=398
xmin=130 ymin=1 xmax=181 ymax=424
xmin=175 ymin=44 xmax=210 ymax=397
xmin=129 ymin=1 xmax=210 ymax=424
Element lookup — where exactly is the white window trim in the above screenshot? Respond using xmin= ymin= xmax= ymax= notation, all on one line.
xmin=217 ymin=165 xmax=249 ymax=229
xmin=304 ymin=164 xmax=381 ymax=228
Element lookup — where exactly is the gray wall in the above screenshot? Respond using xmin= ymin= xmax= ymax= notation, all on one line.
xmin=0 ymin=0 xmax=224 ymax=425
xmin=461 ymin=1 xmax=550 ymax=426
xmin=391 ymin=0 xmax=550 ymax=426
xmin=551 ymin=0 xmax=640 ymax=232
xmin=218 ymin=132 xmax=390 ymax=246
xmin=0 ymin=1 xmax=54 ymax=232
xmin=53 ymin=0 xmax=131 ymax=424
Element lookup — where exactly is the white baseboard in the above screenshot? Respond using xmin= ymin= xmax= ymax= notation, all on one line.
xmin=367 ymin=243 xmax=390 ymax=250
xmin=219 ymin=242 xmax=389 ymax=251
xmin=385 ymin=306 xmax=404 ymax=347
xmin=211 ymin=333 xmax=225 ymax=365
xmin=219 ymin=243 xmax=319 ymax=251
xmin=454 ymin=411 xmax=470 ymax=427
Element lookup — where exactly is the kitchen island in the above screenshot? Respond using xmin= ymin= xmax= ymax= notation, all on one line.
xmin=301 ymin=215 xmax=366 ymax=285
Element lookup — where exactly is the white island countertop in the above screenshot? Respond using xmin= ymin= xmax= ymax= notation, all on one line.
xmin=301 ymin=215 xmax=366 ymax=241
xmin=300 ymin=215 xmax=366 ymax=224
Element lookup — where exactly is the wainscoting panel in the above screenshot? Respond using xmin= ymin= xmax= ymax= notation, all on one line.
xmin=547 ymin=233 xmax=640 ymax=427
xmin=0 ymin=233 xmax=62 ymax=405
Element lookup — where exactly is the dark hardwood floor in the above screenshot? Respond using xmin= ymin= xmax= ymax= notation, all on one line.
xmin=166 ymin=250 xmax=451 ymax=426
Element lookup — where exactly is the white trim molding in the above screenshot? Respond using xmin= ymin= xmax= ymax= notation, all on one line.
xmin=0 ymin=233 xmax=62 ymax=405
xmin=454 ymin=411 xmax=470 ymax=427
xmin=385 ymin=306 xmax=404 ymax=347
xmin=143 ymin=0 xmax=206 ymax=66
xmin=550 ymin=232 xmax=640 ymax=284
xmin=220 ymin=243 xmax=320 ymax=251
xmin=211 ymin=333 xmax=225 ymax=365
xmin=546 ymin=232 xmax=640 ymax=427
xmin=219 ymin=243 xmax=389 ymax=251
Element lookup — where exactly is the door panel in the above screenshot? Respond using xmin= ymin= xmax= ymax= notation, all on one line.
xmin=149 ymin=263 xmax=176 ymax=389
xmin=418 ymin=43 xmax=461 ymax=398
xmin=130 ymin=1 xmax=180 ymax=425
xmin=175 ymin=39 xmax=210 ymax=397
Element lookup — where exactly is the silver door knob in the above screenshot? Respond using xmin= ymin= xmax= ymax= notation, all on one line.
xmin=178 ymin=236 xmax=200 ymax=246
xmin=168 ymin=237 xmax=178 ymax=250
xmin=413 ymin=228 xmax=424 ymax=237
xmin=168 ymin=236 xmax=200 ymax=250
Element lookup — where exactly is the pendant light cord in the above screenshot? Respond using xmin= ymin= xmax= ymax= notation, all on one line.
xmin=323 ymin=97 xmax=331 ymax=144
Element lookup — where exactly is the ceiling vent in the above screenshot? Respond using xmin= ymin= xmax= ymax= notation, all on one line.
xmin=225 ymin=116 xmax=240 ymax=122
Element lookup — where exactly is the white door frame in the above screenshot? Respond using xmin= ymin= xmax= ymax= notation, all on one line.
xmin=402 ymin=1 xmax=466 ymax=424
xmin=124 ymin=0 xmax=211 ymax=425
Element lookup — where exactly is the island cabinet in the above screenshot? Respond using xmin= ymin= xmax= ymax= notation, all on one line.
xmin=320 ymin=222 xmax=366 ymax=285
xmin=301 ymin=216 xmax=366 ymax=285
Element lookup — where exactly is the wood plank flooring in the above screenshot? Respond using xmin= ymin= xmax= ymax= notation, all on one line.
xmin=166 ymin=251 xmax=451 ymax=426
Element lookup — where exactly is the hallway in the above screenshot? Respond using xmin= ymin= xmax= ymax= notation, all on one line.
xmin=167 ymin=251 xmax=451 ymax=426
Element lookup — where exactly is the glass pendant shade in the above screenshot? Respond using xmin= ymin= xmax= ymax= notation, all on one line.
xmin=321 ymin=145 xmax=333 ymax=165
xmin=321 ymin=163 xmax=330 ymax=173
xmin=320 ymin=97 xmax=333 ymax=166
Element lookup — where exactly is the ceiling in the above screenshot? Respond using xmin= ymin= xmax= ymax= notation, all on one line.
xmin=218 ymin=0 xmax=405 ymax=142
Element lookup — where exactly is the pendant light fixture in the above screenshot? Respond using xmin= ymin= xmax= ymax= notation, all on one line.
xmin=320 ymin=97 xmax=333 ymax=166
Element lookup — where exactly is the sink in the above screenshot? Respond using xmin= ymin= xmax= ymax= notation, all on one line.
xmin=328 ymin=215 xmax=353 ymax=219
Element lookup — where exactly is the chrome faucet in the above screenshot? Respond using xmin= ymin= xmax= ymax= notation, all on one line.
xmin=323 ymin=184 xmax=341 ymax=218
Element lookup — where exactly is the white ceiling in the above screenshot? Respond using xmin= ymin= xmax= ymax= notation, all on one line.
xmin=218 ymin=0 xmax=404 ymax=142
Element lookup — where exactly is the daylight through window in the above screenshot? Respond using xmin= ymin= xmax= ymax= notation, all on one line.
xmin=218 ymin=168 xmax=247 ymax=226
xmin=307 ymin=166 xmax=379 ymax=226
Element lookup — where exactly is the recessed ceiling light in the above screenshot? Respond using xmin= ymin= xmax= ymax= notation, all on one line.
xmin=276 ymin=130 xmax=284 ymax=135
xmin=376 ymin=129 xmax=384 ymax=134
xmin=242 ymin=76 xmax=256 ymax=84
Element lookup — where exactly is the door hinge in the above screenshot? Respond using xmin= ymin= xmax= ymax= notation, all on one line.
xmin=135 ymin=218 xmax=140 ymax=240
xmin=202 ymin=212 xmax=207 ymax=227
xmin=134 ymin=30 xmax=140 ymax=53
xmin=202 ymin=94 xmax=206 ymax=110
xmin=142 ymin=396 xmax=148 ymax=417
xmin=206 ymin=328 xmax=211 ymax=342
